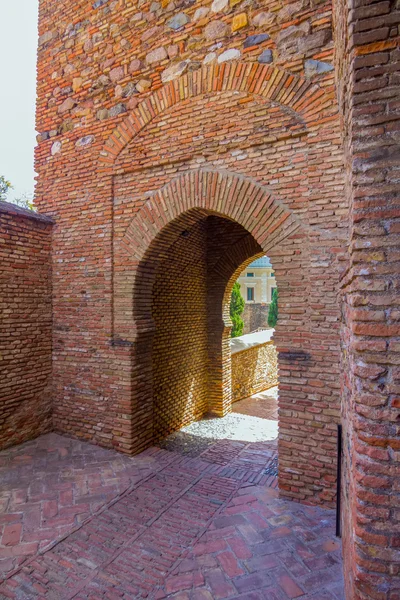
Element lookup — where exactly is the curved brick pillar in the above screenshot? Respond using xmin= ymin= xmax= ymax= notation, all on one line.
xmin=206 ymin=223 xmax=264 ymax=417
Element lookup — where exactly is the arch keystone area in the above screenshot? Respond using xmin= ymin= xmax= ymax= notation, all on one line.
xmin=100 ymin=63 xmax=329 ymax=169
xmin=118 ymin=169 xmax=301 ymax=261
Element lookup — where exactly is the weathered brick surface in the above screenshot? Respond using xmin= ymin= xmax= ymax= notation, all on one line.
xmin=0 ymin=202 xmax=53 ymax=450
xmin=152 ymin=219 xmax=209 ymax=440
xmin=0 ymin=433 xmax=172 ymax=579
xmin=333 ymin=0 xmax=400 ymax=596
xmin=32 ymin=0 xmax=345 ymax=509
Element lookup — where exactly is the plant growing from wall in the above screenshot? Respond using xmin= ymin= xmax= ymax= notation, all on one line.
xmin=268 ymin=288 xmax=278 ymax=328
xmin=230 ymin=282 xmax=245 ymax=338
xmin=13 ymin=192 xmax=36 ymax=211
xmin=0 ymin=176 xmax=36 ymax=210
xmin=0 ymin=176 xmax=12 ymax=201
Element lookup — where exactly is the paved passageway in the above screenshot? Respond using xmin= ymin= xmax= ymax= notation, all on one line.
xmin=0 ymin=392 xmax=344 ymax=599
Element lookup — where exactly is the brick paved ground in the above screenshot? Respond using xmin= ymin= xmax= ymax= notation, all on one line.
xmin=232 ymin=389 xmax=279 ymax=421
xmin=0 ymin=393 xmax=344 ymax=599
xmin=0 ymin=434 xmax=174 ymax=579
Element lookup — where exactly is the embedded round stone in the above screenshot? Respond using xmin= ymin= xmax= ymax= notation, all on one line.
xmin=277 ymin=1 xmax=303 ymax=23
xmin=168 ymin=44 xmax=179 ymax=58
xmin=304 ymin=59 xmax=334 ymax=77
xmin=58 ymin=98 xmax=75 ymax=114
xmin=136 ymin=79 xmax=151 ymax=93
xmin=203 ymin=52 xmax=217 ymax=64
xmin=109 ymin=66 xmax=124 ymax=82
xmin=146 ymin=47 xmax=168 ymax=64
xmin=122 ymin=82 xmax=138 ymax=97
xmin=51 ymin=141 xmax=62 ymax=155
xmin=96 ymin=109 xmax=109 ymax=120
xmin=276 ymin=22 xmax=310 ymax=46
xmin=161 ymin=60 xmax=189 ymax=83
xmin=232 ymin=13 xmax=248 ymax=32
xmin=129 ymin=59 xmax=142 ymax=74
xmin=75 ymin=135 xmax=95 ymax=148
xmin=141 ymin=26 xmax=161 ymax=43
xmin=166 ymin=12 xmax=190 ymax=30
xmin=217 ymin=48 xmax=241 ymax=63
xmin=194 ymin=7 xmax=209 ymax=20
xmin=253 ymin=11 xmax=275 ymax=28
xmin=211 ymin=0 xmax=228 ymax=12
xmin=205 ymin=20 xmax=229 ymax=40
xmin=72 ymin=77 xmax=83 ymax=92
xmin=258 ymin=49 xmax=273 ymax=64
xmin=244 ymin=34 xmax=269 ymax=48
xmin=109 ymin=103 xmax=127 ymax=117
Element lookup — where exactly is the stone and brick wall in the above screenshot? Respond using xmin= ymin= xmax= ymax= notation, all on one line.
xmin=0 ymin=201 xmax=53 ymax=450
xmin=7 ymin=0 xmax=395 ymax=593
xmin=35 ymin=0 xmax=346 ymax=508
xmin=231 ymin=340 xmax=278 ymax=403
xmin=334 ymin=0 xmax=400 ymax=596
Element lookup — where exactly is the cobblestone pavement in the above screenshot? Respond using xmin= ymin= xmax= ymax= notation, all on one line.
xmin=0 ymin=392 xmax=344 ymax=599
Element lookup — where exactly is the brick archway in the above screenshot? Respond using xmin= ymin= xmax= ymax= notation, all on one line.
xmin=113 ymin=168 xmax=314 ymax=489
xmin=104 ymin=61 xmax=342 ymax=506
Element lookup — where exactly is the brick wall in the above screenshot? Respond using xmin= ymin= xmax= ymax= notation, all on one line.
xmin=334 ymin=0 xmax=400 ymax=596
xmin=152 ymin=219 xmax=209 ymax=440
xmin=24 ymin=0 xmax=400 ymax=591
xmin=231 ymin=341 xmax=278 ymax=403
xmin=35 ymin=0 xmax=346 ymax=508
xmin=0 ymin=201 xmax=53 ymax=450
xmin=243 ymin=304 xmax=270 ymax=334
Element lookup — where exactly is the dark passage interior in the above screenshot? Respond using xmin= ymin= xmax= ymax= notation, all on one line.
xmin=142 ymin=210 xmax=263 ymax=442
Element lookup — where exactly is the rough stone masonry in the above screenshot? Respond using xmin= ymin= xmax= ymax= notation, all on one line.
xmin=0 ymin=0 xmax=398 ymax=596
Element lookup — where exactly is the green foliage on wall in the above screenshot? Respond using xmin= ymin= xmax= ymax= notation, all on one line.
xmin=0 ymin=176 xmax=12 ymax=202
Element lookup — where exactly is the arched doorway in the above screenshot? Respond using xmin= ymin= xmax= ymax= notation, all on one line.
xmin=139 ymin=210 xmax=266 ymax=443
xmin=104 ymin=59 xmax=344 ymax=507
xmin=111 ymin=168 xmax=340 ymax=507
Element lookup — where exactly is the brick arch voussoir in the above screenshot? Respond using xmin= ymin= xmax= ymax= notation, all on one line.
xmin=100 ymin=63 xmax=327 ymax=169
xmin=119 ymin=169 xmax=302 ymax=264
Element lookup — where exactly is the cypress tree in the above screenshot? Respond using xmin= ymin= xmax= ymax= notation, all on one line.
xmin=268 ymin=288 xmax=278 ymax=328
xmin=230 ymin=282 xmax=245 ymax=338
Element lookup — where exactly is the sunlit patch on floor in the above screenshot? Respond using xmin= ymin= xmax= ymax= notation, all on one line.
xmin=181 ymin=411 xmax=278 ymax=443
xmin=158 ymin=388 xmax=279 ymax=456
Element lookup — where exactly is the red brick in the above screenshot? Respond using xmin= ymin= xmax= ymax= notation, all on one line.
xmin=217 ymin=551 xmax=244 ymax=578
xmin=0 ymin=204 xmax=53 ymax=450
xmin=1 ymin=525 xmax=22 ymax=547
xmin=277 ymin=574 xmax=304 ymax=598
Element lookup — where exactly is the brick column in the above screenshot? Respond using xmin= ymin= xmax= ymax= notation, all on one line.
xmin=334 ymin=0 xmax=400 ymax=596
